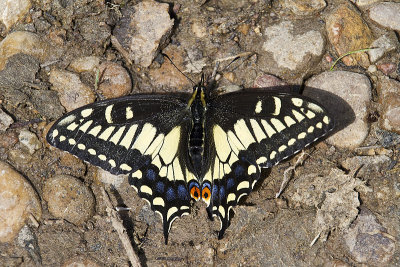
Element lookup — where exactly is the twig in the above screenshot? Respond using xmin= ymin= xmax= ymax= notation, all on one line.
xmin=101 ymin=187 xmax=141 ymax=267
xmin=275 ymin=151 xmax=309 ymax=198
xmin=309 ymin=231 xmax=321 ymax=247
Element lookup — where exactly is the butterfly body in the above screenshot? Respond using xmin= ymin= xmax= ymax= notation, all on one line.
xmin=47 ymin=79 xmax=334 ymax=244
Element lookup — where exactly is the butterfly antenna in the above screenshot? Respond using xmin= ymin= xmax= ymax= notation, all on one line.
xmin=161 ymin=53 xmax=196 ymax=85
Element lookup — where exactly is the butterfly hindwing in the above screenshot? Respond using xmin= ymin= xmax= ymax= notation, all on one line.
xmin=203 ymin=91 xmax=334 ymax=236
xmin=46 ymin=94 xmax=195 ymax=243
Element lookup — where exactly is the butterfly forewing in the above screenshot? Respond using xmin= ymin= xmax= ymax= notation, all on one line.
xmin=203 ymin=91 xmax=334 ymax=236
xmin=47 ymin=94 xmax=196 ymax=243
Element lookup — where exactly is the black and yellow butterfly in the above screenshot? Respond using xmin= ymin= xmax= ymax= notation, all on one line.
xmin=46 ymin=77 xmax=334 ymax=244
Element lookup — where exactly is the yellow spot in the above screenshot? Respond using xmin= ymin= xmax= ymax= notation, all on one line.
xmin=261 ymin=119 xmax=276 ymax=137
xmin=218 ymin=206 xmax=226 ymax=218
xmin=213 ymin=125 xmax=231 ymax=162
xmin=234 ymin=119 xmax=255 ymax=148
xmin=132 ymin=169 xmax=142 ymax=179
xmin=88 ymin=125 xmax=102 ymax=137
xmin=77 ymin=143 xmax=86 ymax=150
xmin=307 ymin=126 xmax=314 ymax=133
xmin=298 ymin=132 xmax=306 ymax=139
xmin=159 ymin=126 xmax=181 ymax=164
xmin=98 ymin=154 xmax=106 ymax=161
xmin=88 ymin=148 xmax=96 ymax=155
xmin=140 ymin=185 xmax=152 ymax=195
xmin=256 ymin=157 xmax=267 ymax=165
xmin=284 ymin=116 xmax=296 ymax=127
xmin=323 ymin=116 xmax=330 ymax=124
xmin=153 ymin=197 xmax=165 ymax=207
xmin=132 ymin=123 xmax=157 ymax=153
xmin=120 ymin=163 xmax=132 ymax=171
xmin=109 ymin=126 xmax=126 ymax=145
xmin=272 ymin=97 xmax=281 ymax=115
xmin=270 ymin=118 xmax=286 ymax=132
xmin=250 ymin=119 xmax=266 ymax=142
xmin=68 ymin=138 xmax=76 ymax=145
xmin=255 ymin=100 xmax=262 ymax=113
xmin=119 ymin=124 xmax=138 ymax=149
xmin=81 ymin=108 xmax=93 ymax=117
xmin=288 ymin=138 xmax=296 ymax=146
xmin=237 ymin=181 xmax=249 ymax=191
xmin=108 ymin=159 xmax=116 ymax=167
xmin=105 ymin=104 xmax=114 ymax=123
xmin=167 ymin=207 xmax=178 ymax=220
xmin=67 ymin=122 xmax=79 ymax=131
xmin=278 ymin=145 xmax=287 ymax=152
xmin=248 ymin=165 xmax=257 ymax=175
xmin=99 ymin=126 xmax=116 ymax=141
xmin=270 ymin=151 xmax=276 ymax=159
xmin=291 ymin=98 xmax=303 ymax=107
xmin=126 ymin=107 xmax=134 ymax=119
xmin=316 ymin=122 xmax=323 ymax=129
xmin=79 ymin=120 xmax=93 ymax=133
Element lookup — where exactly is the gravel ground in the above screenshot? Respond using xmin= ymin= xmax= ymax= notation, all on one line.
xmin=0 ymin=0 xmax=399 ymax=266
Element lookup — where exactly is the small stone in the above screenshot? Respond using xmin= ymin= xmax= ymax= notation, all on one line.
xmin=112 ymin=1 xmax=174 ymax=67
xmin=18 ymin=129 xmax=41 ymax=155
xmin=0 ymin=108 xmax=14 ymax=132
xmin=262 ymin=21 xmax=324 ymax=71
xmin=253 ymin=74 xmax=288 ymax=88
xmin=367 ymin=64 xmax=377 ymax=73
xmin=326 ymin=4 xmax=373 ymax=67
xmin=95 ymin=168 xmax=125 ymax=189
xmin=377 ymin=78 xmax=400 ymax=134
xmin=69 ymin=56 xmax=101 ymax=73
xmin=368 ymin=2 xmax=400 ymax=31
xmin=350 ymin=0 xmax=381 ymax=6
xmin=0 ymin=31 xmax=50 ymax=71
xmin=344 ymin=208 xmax=396 ymax=265
xmin=0 ymin=161 xmax=42 ymax=243
xmin=43 ymin=174 xmax=95 ymax=225
xmin=305 ymin=71 xmax=371 ymax=148
xmin=281 ymin=0 xmax=326 ymax=16
xmin=237 ymin=23 xmax=250 ymax=35
xmin=49 ymin=68 xmax=95 ymax=112
xmin=97 ymin=61 xmax=132 ymax=99
xmin=191 ymin=20 xmax=207 ymax=38
xmin=376 ymin=63 xmax=397 ymax=76
xmin=367 ymin=34 xmax=398 ymax=63
xmin=223 ymin=72 xmax=235 ymax=83
xmin=0 ymin=0 xmax=32 ymax=30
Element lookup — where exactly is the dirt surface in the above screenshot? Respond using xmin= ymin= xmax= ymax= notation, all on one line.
xmin=0 ymin=0 xmax=399 ymax=266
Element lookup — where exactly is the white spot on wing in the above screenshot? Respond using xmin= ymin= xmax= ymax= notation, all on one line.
xmin=159 ymin=126 xmax=181 ymax=164
xmin=109 ymin=126 xmax=126 ymax=145
xmin=132 ymin=123 xmax=157 ymax=153
xmin=234 ymin=119 xmax=255 ymax=148
xmin=270 ymin=118 xmax=286 ymax=132
xmin=250 ymin=119 xmax=266 ymax=142
xmin=58 ymin=115 xmax=76 ymax=126
xmin=99 ymin=126 xmax=116 ymax=141
xmin=88 ymin=125 xmax=102 ymax=137
xmin=140 ymin=185 xmax=152 ymax=195
xmin=284 ymin=116 xmax=296 ymax=127
xmin=272 ymin=97 xmax=281 ymax=115
xmin=213 ymin=125 xmax=231 ymax=162
xmin=237 ymin=181 xmax=249 ymax=191
xmin=126 ymin=106 xmax=134 ymax=119
xmin=79 ymin=120 xmax=93 ymax=133
xmin=81 ymin=108 xmax=93 ymax=117
xmin=291 ymin=98 xmax=303 ymax=107
xmin=105 ymin=104 xmax=114 ymax=123
xmin=261 ymin=119 xmax=276 ymax=137
xmin=255 ymin=100 xmax=262 ymax=113
xmin=119 ymin=124 xmax=138 ymax=149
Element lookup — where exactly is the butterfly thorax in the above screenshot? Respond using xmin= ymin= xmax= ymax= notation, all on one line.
xmin=188 ymin=85 xmax=206 ymax=176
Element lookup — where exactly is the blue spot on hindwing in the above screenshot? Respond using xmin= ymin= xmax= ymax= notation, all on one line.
xmin=234 ymin=165 xmax=244 ymax=176
xmin=177 ymin=185 xmax=189 ymax=200
xmin=166 ymin=187 xmax=176 ymax=201
xmin=212 ymin=185 xmax=218 ymax=201
xmin=219 ymin=186 xmax=225 ymax=201
xmin=226 ymin=178 xmax=234 ymax=190
xmin=146 ymin=169 xmax=156 ymax=181
xmin=156 ymin=182 xmax=165 ymax=193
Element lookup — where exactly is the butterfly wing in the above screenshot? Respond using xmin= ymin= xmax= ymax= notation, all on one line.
xmin=46 ymin=94 xmax=196 ymax=243
xmin=203 ymin=91 xmax=334 ymax=238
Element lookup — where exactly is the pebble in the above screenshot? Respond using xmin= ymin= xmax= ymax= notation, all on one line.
xmin=0 ymin=31 xmax=50 ymax=71
xmin=49 ymin=68 xmax=96 ymax=112
xmin=95 ymin=168 xmax=125 ymax=189
xmin=326 ymin=4 xmax=373 ymax=67
xmin=376 ymin=78 xmax=400 ymax=134
xmin=97 ymin=62 xmax=132 ymax=99
xmin=43 ymin=174 xmax=95 ymax=225
xmin=69 ymin=56 xmax=101 ymax=73
xmin=262 ymin=21 xmax=324 ymax=71
xmin=0 ymin=108 xmax=14 ymax=132
xmin=351 ymin=0 xmax=381 ymax=6
xmin=343 ymin=208 xmax=396 ymax=265
xmin=0 ymin=0 xmax=31 ymax=30
xmin=305 ymin=71 xmax=371 ymax=148
xmin=112 ymin=1 xmax=174 ymax=67
xmin=281 ymin=0 xmax=326 ymax=16
xmin=376 ymin=62 xmax=397 ymax=76
xmin=252 ymin=74 xmax=288 ymax=88
xmin=367 ymin=34 xmax=398 ymax=63
xmin=18 ymin=129 xmax=42 ymax=155
xmin=368 ymin=2 xmax=400 ymax=31
xmin=0 ymin=161 xmax=42 ymax=243
xmin=191 ymin=19 xmax=207 ymax=38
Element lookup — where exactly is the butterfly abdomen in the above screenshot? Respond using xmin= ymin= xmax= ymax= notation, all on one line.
xmin=189 ymin=90 xmax=206 ymax=175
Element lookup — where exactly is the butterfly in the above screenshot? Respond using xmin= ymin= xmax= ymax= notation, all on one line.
xmin=46 ymin=76 xmax=334 ymax=244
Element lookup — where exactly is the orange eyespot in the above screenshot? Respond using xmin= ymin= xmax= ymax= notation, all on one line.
xmin=201 ymin=187 xmax=211 ymax=201
xmin=190 ymin=186 xmax=200 ymax=201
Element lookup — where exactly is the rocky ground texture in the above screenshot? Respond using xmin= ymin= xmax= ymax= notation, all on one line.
xmin=0 ymin=0 xmax=399 ymax=266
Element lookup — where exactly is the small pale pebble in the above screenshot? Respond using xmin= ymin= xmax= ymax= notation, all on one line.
xmin=0 ymin=161 xmax=42 ymax=243
xmin=192 ymin=20 xmax=207 ymax=38
xmin=43 ymin=174 xmax=95 ymax=225
xmin=69 ymin=56 xmax=101 ymax=73
xmin=0 ymin=108 xmax=14 ymax=132
xmin=18 ymin=129 xmax=42 ymax=155
xmin=49 ymin=68 xmax=95 ymax=112
xmin=0 ymin=31 xmax=50 ymax=71
xmin=281 ymin=0 xmax=326 ymax=16
xmin=0 ymin=0 xmax=32 ymax=30
xmin=97 ymin=61 xmax=132 ymax=99
xmin=377 ymin=78 xmax=400 ymax=133
xmin=367 ymin=65 xmax=377 ymax=73
xmin=253 ymin=74 xmax=288 ymax=88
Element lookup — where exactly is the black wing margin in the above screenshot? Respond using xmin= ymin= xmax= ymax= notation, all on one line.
xmin=204 ymin=91 xmax=334 ymax=238
xmin=46 ymin=94 xmax=195 ymax=243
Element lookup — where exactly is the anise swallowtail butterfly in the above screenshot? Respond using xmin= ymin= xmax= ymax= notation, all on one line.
xmin=46 ymin=77 xmax=334 ymax=244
